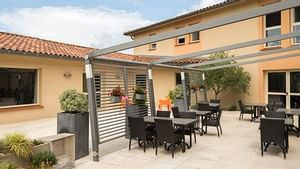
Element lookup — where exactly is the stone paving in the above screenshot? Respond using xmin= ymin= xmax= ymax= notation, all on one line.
xmin=1 ymin=111 xmax=299 ymax=169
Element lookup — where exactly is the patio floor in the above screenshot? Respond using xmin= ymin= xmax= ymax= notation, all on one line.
xmin=1 ymin=111 xmax=299 ymax=169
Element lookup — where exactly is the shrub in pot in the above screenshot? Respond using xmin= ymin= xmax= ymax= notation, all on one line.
xmin=170 ymin=85 xmax=185 ymax=112
xmin=57 ymin=89 xmax=89 ymax=160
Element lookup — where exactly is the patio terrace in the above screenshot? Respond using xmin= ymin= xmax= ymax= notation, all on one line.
xmin=1 ymin=111 xmax=299 ymax=169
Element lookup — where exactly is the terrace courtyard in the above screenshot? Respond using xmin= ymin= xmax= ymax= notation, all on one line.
xmin=1 ymin=111 xmax=299 ymax=169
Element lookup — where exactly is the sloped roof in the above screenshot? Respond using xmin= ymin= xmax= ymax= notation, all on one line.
xmin=124 ymin=0 xmax=241 ymax=36
xmin=0 ymin=31 xmax=205 ymax=65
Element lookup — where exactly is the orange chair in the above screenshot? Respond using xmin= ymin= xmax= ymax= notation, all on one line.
xmin=158 ymin=97 xmax=171 ymax=111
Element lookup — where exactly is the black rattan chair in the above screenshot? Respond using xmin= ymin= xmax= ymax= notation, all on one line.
xmin=179 ymin=111 xmax=197 ymax=146
xmin=128 ymin=116 xmax=155 ymax=152
xmin=202 ymin=110 xmax=223 ymax=137
xmin=154 ymin=119 xmax=184 ymax=158
xmin=238 ymin=100 xmax=255 ymax=121
xmin=197 ymin=103 xmax=211 ymax=111
xmin=171 ymin=107 xmax=181 ymax=118
xmin=156 ymin=110 xmax=171 ymax=117
xmin=260 ymin=117 xmax=288 ymax=159
xmin=210 ymin=99 xmax=221 ymax=103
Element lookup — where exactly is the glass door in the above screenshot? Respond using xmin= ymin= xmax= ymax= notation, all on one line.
xmin=267 ymin=72 xmax=287 ymax=108
xmin=290 ymin=72 xmax=300 ymax=108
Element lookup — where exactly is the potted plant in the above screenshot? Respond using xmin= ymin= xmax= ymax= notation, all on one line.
xmin=170 ymin=85 xmax=185 ymax=111
xmin=109 ymin=86 xmax=124 ymax=103
xmin=31 ymin=151 xmax=57 ymax=169
xmin=57 ymin=89 xmax=89 ymax=160
xmin=134 ymin=86 xmax=146 ymax=101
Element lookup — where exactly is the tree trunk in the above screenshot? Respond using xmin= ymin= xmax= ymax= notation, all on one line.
xmin=195 ymin=90 xmax=198 ymax=103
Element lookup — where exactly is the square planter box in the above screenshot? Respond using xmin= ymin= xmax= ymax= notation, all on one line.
xmin=57 ymin=112 xmax=89 ymax=160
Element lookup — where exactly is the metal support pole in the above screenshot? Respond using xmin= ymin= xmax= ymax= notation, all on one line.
xmin=147 ymin=65 xmax=156 ymax=116
xmin=85 ymin=57 xmax=100 ymax=162
xmin=123 ymin=68 xmax=130 ymax=138
xmin=181 ymin=69 xmax=188 ymax=111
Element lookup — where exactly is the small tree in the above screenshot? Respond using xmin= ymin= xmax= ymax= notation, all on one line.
xmin=202 ymin=52 xmax=251 ymax=99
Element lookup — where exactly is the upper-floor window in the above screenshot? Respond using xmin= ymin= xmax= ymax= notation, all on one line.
xmin=265 ymin=11 xmax=281 ymax=47
xmin=176 ymin=35 xmax=185 ymax=45
xmin=293 ymin=6 xmax=300 ymax=44
xmin=0 ymin=68 xmax=37 ymax=107
xmin=190 ymin=31 xmax=200 ymax=42
xmin=149 ymin=33 xmax=156 ymax=50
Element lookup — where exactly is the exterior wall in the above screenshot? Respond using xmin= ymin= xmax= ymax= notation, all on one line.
xmin=0 ymin=54 xmax=84 ymax=124
xmin=130 ymin=0 xmax=300 ymax=108
xmin=152 ymin=67 xmax=177 ymax=108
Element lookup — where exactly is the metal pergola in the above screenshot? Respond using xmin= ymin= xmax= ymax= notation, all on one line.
xmin=85 ymin=0 xmax=300 ymax=161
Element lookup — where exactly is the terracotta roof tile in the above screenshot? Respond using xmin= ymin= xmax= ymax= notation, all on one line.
xmin=0 ymin=31 xmax=205 ymax=66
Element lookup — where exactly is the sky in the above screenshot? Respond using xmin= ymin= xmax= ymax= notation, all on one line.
xmin=0 ymin=0 xmax=224 ymax=49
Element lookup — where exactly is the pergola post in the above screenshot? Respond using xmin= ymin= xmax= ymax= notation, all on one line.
xmin=181 ymin=69 xmax=188 ymax=111
xmin=201 ymin=73 xmax=208 ymax=102
xmin=147 ymin=64 xmax=156 ymax=116
xmin=85 ymin=57 xmax=100 ymax=162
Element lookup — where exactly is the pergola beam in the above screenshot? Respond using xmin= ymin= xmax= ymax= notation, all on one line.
xmin=185 ymin=45 xmax=300 ymax=68
xmin=154 ymin=31 xmax=300 ymax=65
xmin=202 ymin=52 xmax=300 ymax=71
xmin=88 ymin=0 xmax=300 ymax=59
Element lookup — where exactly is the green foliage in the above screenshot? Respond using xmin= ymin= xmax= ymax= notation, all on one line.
xmin=0 ymin=139 xmax=8 ymax=153
xmin=31 ymin=139 xmax=44 ymax=146
xmin=190 ymin=72 xmax=204 ymax=91
xmin=168 ymin=85 xmax=184 ymax=103
xmin=59 ymin=89 xmax=88 ymax=113
xmin=0 ymin=161 xmax=17 ymax=169
xmin=201 ymin=52 xmax=251 ymax=99
xmin=4 ymin=132 xmax=32 ymax=159
xmin=133 ymin=86 xmax=147 ymax=105
xmin=31 ymin=151 xmax=57 ymax=169
xmin=228 ymin=104 xmax=238 ymax=111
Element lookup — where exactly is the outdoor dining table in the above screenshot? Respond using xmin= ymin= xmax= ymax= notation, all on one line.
xmin=190 ymin=110 xmax=212 ymax=136
xmin=276 ymin=108 xmax=300 ymax=137
xmin=245 ymin=103 xmax=267 ymax=120
xmin=143 ymin=116 xmax=198 ymax=152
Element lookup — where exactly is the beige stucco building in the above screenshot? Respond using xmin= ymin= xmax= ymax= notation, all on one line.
xmin=124 ymin=0 xmax=300 ymax=109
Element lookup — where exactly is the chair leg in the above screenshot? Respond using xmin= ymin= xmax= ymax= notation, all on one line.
xmin=261 ymin=142 xmax=264 ymax=156
xmin=129 ymin=138 xmax=131 ymax=150
xmin=239 ymin=113 xmax=241 ymax=120
xmin=172 ymin=144 xmax=175 ymax=158
xmin=216 ymin=127 xmax=220 ymax=137
xmin=155 ymin=139 xmax=158 ymax=155
xmin=219 ymin=125 xmax=223 ymax=135
xmin=279 ymin=144 xmax=286 ymax=159
xmin=143 ymin=139 xmax=146 ymax=153
xmin=194 ymin=131 xmax=196 ymax=143
xmin=205 ymin=126 xmax=207 ymax=133
xmin=190 ymin=133 xmax=192 ymax=147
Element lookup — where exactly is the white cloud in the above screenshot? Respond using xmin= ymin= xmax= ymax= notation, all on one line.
xmin=0 ymin=6 xmax=153 ymax=49
xmin=180 ymin=0 xmax=226 ymax=15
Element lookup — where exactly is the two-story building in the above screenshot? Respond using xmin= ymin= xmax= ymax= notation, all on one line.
xmin=124 ymin=0 xmax=300 ymax=109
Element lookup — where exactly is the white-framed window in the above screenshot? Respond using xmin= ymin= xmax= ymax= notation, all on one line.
xmin=176 ymin=35 xmax=185 ymax=45
xmin=190 ymin=31 xmax=200 ymax=42
xmin=293 ymin=6 xmax=300 ymax=45
xmin=149 ymin=33 xmax=156 ymax=50
xmin=0 ymin=68 xmax=38 ymax=107
xmin=265 ymin=11 xmax=281 ymax=47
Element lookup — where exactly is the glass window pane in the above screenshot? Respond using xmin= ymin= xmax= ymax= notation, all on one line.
xmin=191 ymin=32 xmax=199 ymax=41
xmin=268 ymin=72 xmax=286 ymax=92
xmin=176 ymin=73 xmax=181 ymax=85
xmin=290 ymin=72 xmax=300 ymax=93
xmin=291 ymin=96 xmax=300 ymax=108
xmin=293 ymin=25 xmax=300 ymax=44
xmin=266 ymin=12 xmax=281 ymax=27
xmin=295 ymin=6 xmax=300 ymax=23
xmin=0 ymin=68 xmax=37 ymax=107
xmin=266 ymin=28 xmax=281 ymax=47
xmin=268 ymin=95 xmax=286 ymax=108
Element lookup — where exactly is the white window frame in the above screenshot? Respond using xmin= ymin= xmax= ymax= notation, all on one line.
xmin=190 ymin=31 xmax=200 ymax=43
xmin=176 ymin=35 xmax=186 ymax=45
xmin=264 ymin=14 xmax=281 ymax=48
xmin=292 ymin=8 xmax=300 ymax=45
xmin=149 ymin=33 xmax=157 ymax=50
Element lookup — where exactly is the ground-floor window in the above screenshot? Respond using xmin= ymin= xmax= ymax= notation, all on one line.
xmin=0 ymin=68 xmax=37 ymax=107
